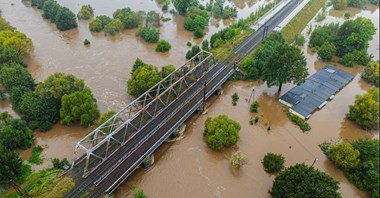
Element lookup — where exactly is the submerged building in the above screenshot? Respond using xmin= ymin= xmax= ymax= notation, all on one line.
xmin=279 ymin=66 xmax=354 ymax=119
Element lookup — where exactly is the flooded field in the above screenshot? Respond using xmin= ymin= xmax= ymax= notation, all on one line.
xmin=0 ymin=0 xmax=378 ymax=197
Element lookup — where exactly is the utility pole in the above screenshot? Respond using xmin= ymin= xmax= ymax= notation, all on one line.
xmin=248 ymin=87 xmax=255 ymax=104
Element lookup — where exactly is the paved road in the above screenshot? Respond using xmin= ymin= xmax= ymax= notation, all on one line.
xmin=65 ymin=0 xmax=303 ymax=197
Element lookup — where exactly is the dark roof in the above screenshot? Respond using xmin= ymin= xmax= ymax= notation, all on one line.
xmin=279 ymin=66 xmax=354 ymax=119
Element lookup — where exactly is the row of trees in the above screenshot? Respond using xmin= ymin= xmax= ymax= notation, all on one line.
xmin=322 ymin=139 xmax=379 ymax=197
xmin=127 ymin=58 xmax=176 ymax=97
xmin=309 ymin=17 xmax=376 ymax=67
xmin=32 ymin=0 xmax=78 ymax=31
xmin=332 ymin=0 xmax=379 ymax=10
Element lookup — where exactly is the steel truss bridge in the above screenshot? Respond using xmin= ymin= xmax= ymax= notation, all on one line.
xmin=66 ymin=0 xmax=303 ymax=196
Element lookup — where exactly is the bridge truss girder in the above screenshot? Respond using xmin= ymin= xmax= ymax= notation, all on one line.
xmin=72 ymin=50 xmax=215 ymax=176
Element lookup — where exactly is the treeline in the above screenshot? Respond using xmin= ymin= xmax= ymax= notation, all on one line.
xmin=309 ymin=17 xmax=376 ymax=67
xmin=30 ymin=0 xmax=77 ymax=31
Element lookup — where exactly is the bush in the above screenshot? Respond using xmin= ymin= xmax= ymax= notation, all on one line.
xmin=77 ymin=5 xmax=94 ymax=20
xmin=230 ymin=151 xmax=246 ymax=169
xmin=318 ymin=42 xmax=336 ymax=61
xmin=231 ymin=93 xmax=239 ymax=106
xmin=89 ymin=15 xmax=112 ymax=32
xmin=185 ymin=45 xmax=201 ymax=59
xmin=104 ymin=19 xmax=124 ymax=35
xmin=51 ymin=158 xmax=70 ymax=169
xmin=28 ymin=145 xmax=44 ymax=164
xmin=250 ymin=101 xmax=259 ymax=113
xmin=340 ymin=53 xmax=355 ymax=67
xmin=193 ymin=27 xmax=204 ymax=38
xmin=271 ymin=163 xmax=341 ymax=197
xmin=361 ymin=61 xmax=379 ymax=87
xmin=139 ymin=26 xmax=160 ymax=43
xmin=133 ymin=189 xmax=148 ymax=198
xmin=332 ymin=0 xmax=348 ymax=10
xmin=113 ymin=8 xmax=142 ymax=29
xmin=155 ymin=40 xmax=171 ymax=52
xmin=328 ymin=142 xmax=360 ymax=169
xmin=286 ymin=110 xmax=311 ymax=132
xmin=55 ymin=6 xmax=78 ymax=31
xmin=346 ymin=88 xmax=379 ymax=130
xmin=262 ymin=153 xmax=285 ymax=173
xmin=187 ymin=41 xmax=192 ymax=47
xmin=204 ymin=115 xmax=241 ymax=151
xmin=184 ymin=7 xmax=209 ymax=37
xmin=83 ymin=39 xmax=90 ymax=45
xmin=294 ymin=34 xmax=306 ymax=46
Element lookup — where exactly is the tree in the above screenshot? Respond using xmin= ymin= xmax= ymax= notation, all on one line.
xmin=294 ymin=34 xmax=306 ymax=46
xmin=328 ymin=142 xmax=361 ymax=169
xmin=201 ymin=39 xmax=209 ymax=51
xmin=127 ymin=65 xmax=162 ymax=97
xmin=348 ymin=0 xmax=366 ymax=8
xmin=155 ymin=40 xmax=171 ymax=52
xmin=230 ymin=151 xmax=246 ymax=169
xmin=361 ymin=61 xmax=379 ymax=87
xmin=10 ymin=86 xmax=32 ymax=111
xmin=0 ymin=118 xmax=33 ymax=150
xmin=35 ymin=72 xmax=85 ymax=103
xmin=89 ymin=15 xmax=112 ymax=32
xmin=339 ymin=53 xmax=355 ymax=67
xmin=60 ymin=88 xmax=99 ymax=127
xmin=113 ymin=8 xmax=142 ymax=29
xmin=369 ymin=0 xmax=379 ymax=5
xmin=19 ymin=92 xmax=60 ymax=131
xmin=346 ymin=88 xmax=379 ymax=130
xmin=42 ymin=0 xmax=61 ymax=21
xmin=132 ymin=58 xmax=145 ymax=74
xmin=0 ymin=18 xmax=16 ymax=31
xmin=55 ymin=6 xmax=78 ymax=31
xmin=351 ymin=139 xmax=379 ymax=170
xmin=97 ymin=110 xmax=117 ymax=134
xmin=271 ymin=163 xmax=341 ymax=198
xmin=0 ymin=145 xmax=23 ymax=184
xmin=0 ymin=63 xmax=35 ymax=91
xmin=77 ymin=5 xmax=94 ymax=20
xmin=0 ymin=30 xmax=34 ymax=55
xmin=139 ymin=26 xmax=159 ymax=43
xmin=262 ymin=40 xmax=308 ymax=92
xmin=309 ymin=23 xmax=340 ymax=48
xmin=104 ymin=19 xmax=124 ymax=35
xmin=173 ymin=0 xmax=198 ymax=15
xmin=133 ymin=189 xmax=148 ymax=198
xmin=0 ymin=46 xmax=25 ymax=66
xmin=185 ymin=45 xmax=200 ymax=59
xmin=262 ymin=153 xmax=285 ymax=173
xmin=161 ymin=64 xmax=176 ymax=78
xmin=184 ymin=7 xmax=209 ymax=32
xmin=318 ymin=42 xmax=336 ymax=61
xmin=204 ymin=115 xmax=241 ymax=151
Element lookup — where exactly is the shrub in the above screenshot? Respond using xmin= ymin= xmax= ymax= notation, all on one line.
xmin=77 ymin=5 xmax=94 ymax=20
xmin=361 ymin=61 xmax=379 ymax=87
xmin=113 ymin=8 xmax=142 ymax=29
xmin=187 ymin=41 xmax=192 ymax=47
xmin=83 ymin=39 xmax=90 ymax=45
xmin=28 ymin=145 xmax=44 ymax=164
xmin=230 ymin=151 xmax=246 ymax=169
xmin=194 ymin=27 xmax=204 ymax=39
xmin=104 ymin=19 xmax=124 ymax=35
xmin=250 ymin=101 xmax=259 ymax=113
xmin=133 ymin=189 xmax=147 ymax=198
xmin=55 ymin=7 xmax=78 ymax=31
xmin=294 ymin=34 xmax=306 ymax=46
xmin=340 ymin=53 xmax=355 ymax=67
xmin=286 ymin=110 xmax=311 ymax=132
xmin=204 ymin=115 xmax=241 ymax=151
xmin=155 ymin=40 xmax=171 ymax=52
xmin=318 ymin=42 xmax=336 ymax=61
xmin=89 ymin=15 xmax=112 ymax=32
xmin=185 ymin=45 xmax=201 ymax=59
xmin=262 ymin=153 xmax=285 ymax=173
xmin=328 ymin=142 xmax=360 ymax=169
xmin=232 ymin=93 xmax=239 ymax=106
xmin=51 ymin=158 xmax=70 ymax=169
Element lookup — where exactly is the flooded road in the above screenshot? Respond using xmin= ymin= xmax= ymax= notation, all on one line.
xmin=0 ymin=0 xmax=378 ymax=197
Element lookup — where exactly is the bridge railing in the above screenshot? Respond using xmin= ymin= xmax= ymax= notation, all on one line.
xmin=71 ymin=50 xmax=216 ymax=176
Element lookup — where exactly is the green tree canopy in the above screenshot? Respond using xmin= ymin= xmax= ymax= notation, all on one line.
xmin=204 ymin=115 xmax=241 ymax=151
xmin=42 ymin=0 xmax=61 ymax=22
xmin=0 ymin=145 xmax=23 ymax=184
xmin=173 ymin=0 xmax=199 ymax=15
xmin=161 ymin=64 xmax=176 ymax=78
xmin=332 ymin=0 xmax=348 ymax=10
xmin=318 ymin=42 xmax=336 ymax=61
xmin=361 ymin=61 xmax=379 ymax=87
xmin=261 ymin=34 xmax=308 ymax=92
xmin=127 ymin=64 xmax=162 ymax=97
xmin=0 ymin=46 xmax=25 ymax=66
xmin=328 ymin=142 xmax=361 ymax=169
xmin=0 ymin=63 xmax=35 ymax=91
xmin=346 ymin=87 xmax=379 ymax=130
xmin=0 ymin=118 xmax=33 ymax=150
xmin=271 ymin=163 xmax=341 ymax=198
xmin=132 ymin=58 xmax=145 ymax=74
xmin=89 ymin=15 xmax=112 ymax=32
xmin=0 ymin=30 xmax=34 ymax=55
xmin=0 ymin=18 xmax=16 ymax=31
xmin=104 ymin=19 xmax=124 ymax=35
xmin=10 ymin=86 xmax=32 ymax=111
xmin=55 ymin=6 xmax=78 ymax=31
xmin=155 ymin=40 xmax=171 ymax=52
xmin=77 ymin=5 xmax=94 ymax=20
xmin=351 ymin=139 xmax=379 ymax=170
xmin=139 ymin=26 xmax=159 ymax=43
xmin=60 ymin=88 xmax=99 ymax=127
xmin=262 ymin=153 xmax=285 ymax=173
xmin=309 ymin=23 xmax=339 ymax=48
xmin=133 ymin=189 xmax=148 ymax=198
xmin=113 ymin=8 xmax=142 ymax=29
xmin=184 ymin=7 xmax=209 ymax=33
xmin=35 ymin=72 xmax=85 ymax=103
xmin=19 ymin=92 xmax=60 ymax=131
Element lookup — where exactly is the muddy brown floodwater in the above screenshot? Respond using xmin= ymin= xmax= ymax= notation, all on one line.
xmin=0 ymin=0 xmax=378 ymax=197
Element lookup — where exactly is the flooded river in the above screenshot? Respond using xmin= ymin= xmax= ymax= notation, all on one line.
xmin=0 ymin=0 xmax=379 ymax=197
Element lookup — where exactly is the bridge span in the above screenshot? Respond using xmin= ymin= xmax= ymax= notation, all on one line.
xmin=66 ymin=0 xmax=304 ymax=196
